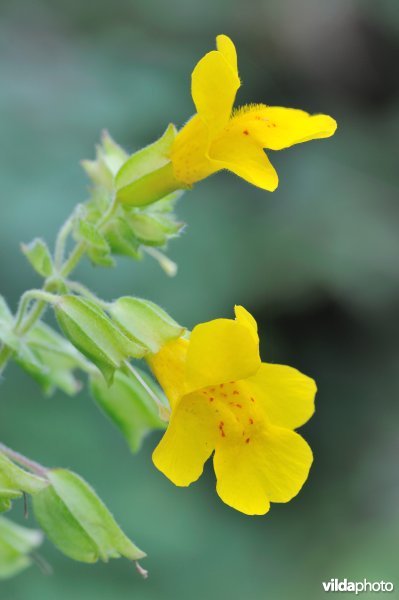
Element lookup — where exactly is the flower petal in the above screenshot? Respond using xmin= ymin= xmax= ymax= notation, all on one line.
xmin=170 ymin=115 xmax=219 ymax=184
xmin=148 ymin=337 xmax=189 ymax=408
xmin=234 ymin=305 xmax=258 ymax=343
xmin=185 ymin=318 xmax=261 ymax=393
xmin=152 ymin=392 xmax=217 ymax=486
xmin=209 ymin=133 xmax=279 ymax=191
xmin=214 ymin=426 xmax=312 ymax=514
xmin=229 ymin=105 xmax=337 ymax=151
xmin=192 ymin=50 xmax=240 ymax=134
xmin=245 ymin=363 xmax=316 ymax=429
xmin=216 ymin=34 xmax=238 ymax=73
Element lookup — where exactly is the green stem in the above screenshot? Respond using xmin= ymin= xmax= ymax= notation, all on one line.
xmin=59 ymin=242 xmax=86 ymax=278
xmin=60 ymin=196 xmax=118 ymax=278
xmin=14 ymin=290 xmax=58 ymax=332
xmin=0 ymin=197 xmax=119 ymax=375
xmin=0 ymin=442 xmax=48 ymax=478
xmin=54 ymin=213 xmax=75 ymax=270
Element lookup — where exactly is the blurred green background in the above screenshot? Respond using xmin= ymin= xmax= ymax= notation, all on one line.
xmin=1 ymin=0 xmax=399 ymax=598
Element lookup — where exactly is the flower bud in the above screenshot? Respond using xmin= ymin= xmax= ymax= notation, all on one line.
xmin=109 ymin=297 xmax=184 ymax=353
xmin=54 ymin=295 xmax=147 ymax=383
xmin=32 ymin=469 xmax=145 ymax=564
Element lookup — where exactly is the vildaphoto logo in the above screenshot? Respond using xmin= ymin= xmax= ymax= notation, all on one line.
xmin=322 ymin=579 xmax=394 ymax=594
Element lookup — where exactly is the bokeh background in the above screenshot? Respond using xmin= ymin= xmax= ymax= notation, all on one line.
xmin=1 ymin=0 xmax=399 ymax=598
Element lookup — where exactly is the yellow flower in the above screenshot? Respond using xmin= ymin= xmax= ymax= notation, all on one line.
xmin=170 ymin=34 xmax=337 ymax=191
xmin=148 ymin=306 xmax=316 ymax=515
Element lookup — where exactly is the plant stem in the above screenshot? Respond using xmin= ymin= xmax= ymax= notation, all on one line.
xmin=60 ymin=197 xmax=118 ymax=278
xmin=0 ymin=197 xmax=119 ymax=375
xmin=14 ymin=290 xmax=58 ymax=331
xmin=0 ymin=442 xmax=48 ymax=478
xmin=54 ymin=213 xmax=75 ymax=270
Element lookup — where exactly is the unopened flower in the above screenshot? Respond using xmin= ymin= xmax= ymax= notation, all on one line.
xmin=171 ymin=35 xmax=337 ymax=191
xmin=149 ymin=306 xmax=316 ymax=515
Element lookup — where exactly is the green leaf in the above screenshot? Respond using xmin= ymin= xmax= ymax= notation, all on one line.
xmin=54 ymin=295 xmax=147 ymax=383
xmin=0 ymin=452 xmax=48 ymax=514
xmin=0 ymin=490 xmax=22 ymax=513
xmin=32 ymin=469 xmax=145 ymax=563
xmin=0 ymin=321 xmax=47 ymax=377
xmin=0 ymin=517 xmax=43 ymax=579
xmin=21 ymin=238 xmax=53 ymax=278
xmin=90 ymin=369 xmax=166 ymax=452
xmin=109 ymin=296 xmax=184 ymax=353
xmin=19 ymin=322 xmax=86 ymax=395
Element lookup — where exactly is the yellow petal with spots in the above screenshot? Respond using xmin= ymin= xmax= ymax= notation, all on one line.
xmin=229 ymin=105 xmax=337 ymax=151
xmin=148 ymin=337 xmax=189 ymax=409
xmin=216 ymin=34 xmax=238 ymax=74
xmin=245 ymin=363 xmax=316 ymax=430
xmin=191 ymin=50 xmax=240 ymax=134
xmin=214 ymin=425 xmax=312 ymax=514
xmin=152 ymin=392 xmax=217 ymax=486
xmin=209 ymin=133 xmax=278 ymax=191
xmin=185 ymin=318 xmax=261 ymax=393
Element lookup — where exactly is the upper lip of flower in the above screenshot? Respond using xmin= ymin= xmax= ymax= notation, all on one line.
xmin=170 ymin=34 xmax=337 ymax=191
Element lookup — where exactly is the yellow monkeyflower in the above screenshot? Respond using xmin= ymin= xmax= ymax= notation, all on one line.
xmin=170 ymin=34 xmax=337 ymax=191
xmin=148 ymin=306 xmax=316 ymax=515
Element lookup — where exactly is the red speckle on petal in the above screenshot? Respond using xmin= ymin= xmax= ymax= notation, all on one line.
xmin=249 ymin=418 xmax=254 ymax=425
xmin=243 ymin=130 xmax=249 ymax=135
xmin=245 ymin=438 xmax=250 ymax=444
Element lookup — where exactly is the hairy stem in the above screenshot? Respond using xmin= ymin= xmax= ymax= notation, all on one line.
xmin=0 ymin=197 xmax=118 ymax=375
xmin=0 ymin=443 xmax=48 ymax=478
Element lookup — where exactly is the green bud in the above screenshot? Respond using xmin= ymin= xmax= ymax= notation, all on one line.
xmin=32 ymin=469 xmax=145 ymax=563
xmin=21 ymin=238 xmax=53 ymax=278
xmin=104 ymin=217 xmax=141 ymax=259
xmin=90 ymin=368 xmax=166 ymax=452
xmin=82 ymin=131 xmax=128 ymax=191
xmin=0 ymin=517 xmax=43 ymax=579
xmin=109 ymin=297 xmax=184 ymax=353
xmin=73 ymin=209 xmax=114 ymax=267
xmin=128 ymin=212 xmax=183 ymax=246
xmin=54 ymin=295 xmax=147 ymax=383
xmin=76 ymin=218 xmax=110 ymax=252
xmin=116 ymin=125 xmax=185 ymax=207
